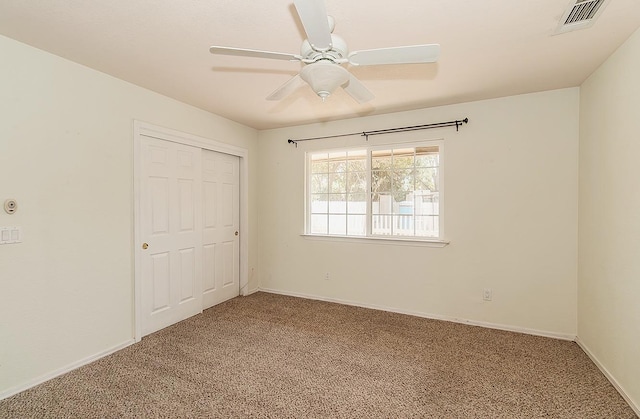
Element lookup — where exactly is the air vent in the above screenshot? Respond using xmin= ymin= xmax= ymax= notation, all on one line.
xmin=554 ymin=0 xmax=609 ymax=34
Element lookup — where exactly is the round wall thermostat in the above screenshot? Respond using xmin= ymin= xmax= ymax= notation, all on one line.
xmin=4 ymin=199 xmax=17 ymax=214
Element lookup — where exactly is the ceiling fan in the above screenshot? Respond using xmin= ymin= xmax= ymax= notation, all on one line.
xmin=209 ymin=0 xmax=440 ymax=103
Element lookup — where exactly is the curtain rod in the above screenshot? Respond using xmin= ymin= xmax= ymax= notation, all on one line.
xmin=287 ymin=117 xmax=468 ymax=147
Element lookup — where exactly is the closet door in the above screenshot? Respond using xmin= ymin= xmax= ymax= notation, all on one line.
xmin=140 ymin=137 xmax=202 ymax=336
xmin=202 ymin=149 xmax=240 ymax=309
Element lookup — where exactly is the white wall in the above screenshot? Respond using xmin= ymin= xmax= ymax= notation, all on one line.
xmin=0 ymin=35 xmax=259 ymax=396
xmin=578 ymin=27 xmax=640 ymax=410
xmin=258 ymin=88 xmax=579 ymax=337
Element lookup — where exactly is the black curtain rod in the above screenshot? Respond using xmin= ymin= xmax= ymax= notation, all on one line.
xmin=287 ymin=118 xmax=468 ymax=147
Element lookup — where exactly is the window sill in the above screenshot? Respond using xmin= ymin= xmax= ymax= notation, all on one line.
xmin=301 ymin=234 xmax=450 ymax=247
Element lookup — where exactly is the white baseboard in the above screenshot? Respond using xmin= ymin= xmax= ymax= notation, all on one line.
xmin=243 ymin=287 xmax=260 ymax=296
xmin=575 ymin=337 xmax=640 ymax=416
xmin=258 ymin=288 xmax=576 ymax=341
xmin=0 ymin=339 xmax=135 ymax=401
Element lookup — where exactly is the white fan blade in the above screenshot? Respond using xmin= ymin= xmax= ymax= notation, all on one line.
xmin=293 ymin=0 xmax=332 ymax=51
xmin=210 ymin=46 xmax=302 ymax=61
xmin=342 ymin=74 xmax=375 ymax=103
xmin=266 ymin=75 xmax=305 ymax=100
xmin=348 ymin=44 xmax=441 ymax=66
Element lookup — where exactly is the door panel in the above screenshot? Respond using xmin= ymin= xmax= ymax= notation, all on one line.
xmin=178 ymin=180 xmax=195 ymax=231
xmin=140 ymin=138 xmax=203 ymax=336
xmin=203 ymin=244 xmax=216 ymax=292
xmin=203 ymin=182 xmax=217 ymax=228
xmin=151 ymin=252 xmax=170 ymax=312
xmin=149 ymin=177 xmax=169 ymax=234
xmin=222 ymin=241 xmax=234 ymax=286
xmin=178 ymin=247 xmax=196 ymax=302
xmin=202 ymin=149 xmax=240 ymax=309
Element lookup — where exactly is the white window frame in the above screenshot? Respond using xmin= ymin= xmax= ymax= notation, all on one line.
xmin=304 ymin=140 xmax=446 ymax=245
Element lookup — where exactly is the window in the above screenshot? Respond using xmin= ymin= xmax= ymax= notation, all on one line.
xmin=307 ymin=142 xmax=442 ymax=240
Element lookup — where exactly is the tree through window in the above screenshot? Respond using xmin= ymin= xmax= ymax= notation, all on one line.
xmin=307 ymin=142 xmax=442 ymax=239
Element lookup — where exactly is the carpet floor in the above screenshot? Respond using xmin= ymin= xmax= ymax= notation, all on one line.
xmin=0 ymin=292 xmax=636 ymax=418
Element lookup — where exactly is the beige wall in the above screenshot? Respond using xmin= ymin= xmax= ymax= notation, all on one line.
xmin=0 ymin=35 xmax=259 ymax=395
xmin=258 ymin=88 xmax=579 ymax=337
xmin=578 ymin=27 xmax=640 ymax=410
xmin=4 ymin=19 xmax=638 ymax=411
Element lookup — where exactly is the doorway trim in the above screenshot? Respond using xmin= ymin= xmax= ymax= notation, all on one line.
xmin=133 ymin=120 xmax=249 ymax=342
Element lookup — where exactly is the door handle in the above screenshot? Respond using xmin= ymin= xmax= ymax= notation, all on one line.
xmin=235 ymin=231 xmax=239 ymax=236
xmin=142 ymin=243 xmax=149 ymax=249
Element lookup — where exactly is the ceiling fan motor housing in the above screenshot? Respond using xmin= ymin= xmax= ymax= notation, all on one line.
xmin=301 ymin=34 xmax=348 ymax=63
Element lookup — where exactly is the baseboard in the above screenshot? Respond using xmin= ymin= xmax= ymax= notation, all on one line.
xmin=243 ymin=287 xmax=260 ymax=296
xmin=575 ymin=337 xmax=640 ymax=416
xmin=0 ymin=339 xmax=135 ymax=401
xmin=258 ymin=287 xmax=576 ymax=341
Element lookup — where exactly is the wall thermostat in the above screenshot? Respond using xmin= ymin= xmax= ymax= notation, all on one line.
xmin=4 ymin=199 xmax=17 ymax=214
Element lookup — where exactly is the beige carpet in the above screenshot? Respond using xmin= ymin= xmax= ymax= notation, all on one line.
xmin=0 ymin=292 xmax=636 ymax=418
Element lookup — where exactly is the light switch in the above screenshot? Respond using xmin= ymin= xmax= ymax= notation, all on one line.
xmin=0 ymin=227 xmax=21 ymax=244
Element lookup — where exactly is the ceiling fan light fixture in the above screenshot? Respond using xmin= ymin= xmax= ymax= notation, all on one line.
xmin=300 ymin=61 xmax=349 ymax=101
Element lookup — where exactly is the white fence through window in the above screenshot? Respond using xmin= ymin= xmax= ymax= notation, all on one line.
xmin=311 ymin=197 xmax=439 ymax=237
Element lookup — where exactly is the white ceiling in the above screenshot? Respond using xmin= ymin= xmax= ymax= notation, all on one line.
xmin=1 ymin=0 xmax=639 ymax=130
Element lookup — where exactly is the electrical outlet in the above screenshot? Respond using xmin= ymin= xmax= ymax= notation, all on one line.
xmin=483 ymin=288 xmax=492 ymax=301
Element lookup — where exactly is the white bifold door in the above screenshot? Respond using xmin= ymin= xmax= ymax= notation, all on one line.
xmin=140 ymin=137 xmax=239 ymax=337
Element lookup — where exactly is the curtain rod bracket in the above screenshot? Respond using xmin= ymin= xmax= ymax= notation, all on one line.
xmin=455 ymin=118 xmax=469 ymax=131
